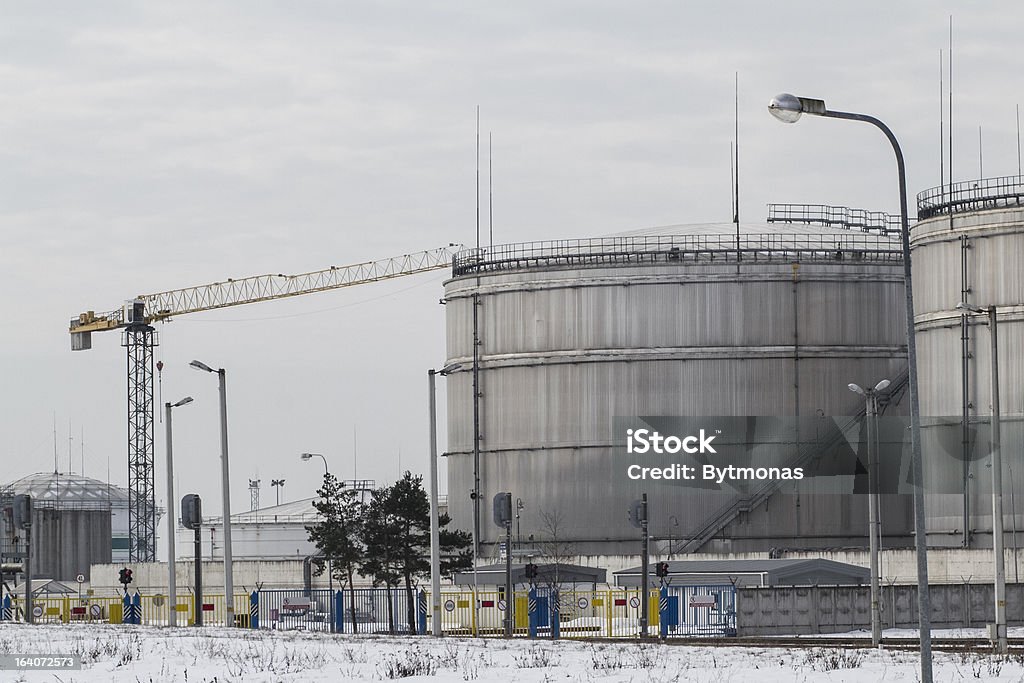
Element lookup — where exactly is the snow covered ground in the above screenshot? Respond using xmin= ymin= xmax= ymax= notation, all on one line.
xmin=2 ymin=624 xmax=1024 ymax=682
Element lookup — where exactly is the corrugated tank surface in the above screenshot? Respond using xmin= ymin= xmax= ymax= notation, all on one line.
xmin=444 ymin=224 xmax=913 ymax=556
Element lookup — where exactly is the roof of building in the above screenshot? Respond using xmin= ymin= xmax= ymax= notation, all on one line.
xmin=454 ymin=562 xmax=607 ymax=586
xmin=614 ymin=558 xmax=869 ymax=588
xmin=3 ymin=472 xmax=128 ymax=508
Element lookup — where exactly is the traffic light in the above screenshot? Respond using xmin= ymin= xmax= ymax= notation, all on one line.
xmin=119 ymin=567 xmax=133 ymax=586
xmin=181 ymin=494 xmax=202 ymax=530
xmin=656 ymin=561 xmax=670 ymax=578
xmin=524 ymin=562 xmax=538 ymax=581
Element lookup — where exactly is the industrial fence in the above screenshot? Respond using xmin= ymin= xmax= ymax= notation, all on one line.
xmin=917 ymin=174 xmax=1024 ymax=219
xmin=0 ymin=585 xmax=737 ymax=639
xmin=737 ymin=583 xmax=1024 ymax=636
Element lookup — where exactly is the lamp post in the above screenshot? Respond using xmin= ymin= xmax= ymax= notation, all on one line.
xmin=189 ymin=359 xmax=235 ymax=627
xmin=301 ymin=452 xmax=333 ymax=626
xmin=769 ymin=93 xmax=932 ymax=682
xmin=849 ymin=379 xmax=890 ymax=648
xmin=428 ymin=362 xmax=462 ymax=636
xmin=164 ymin=396 xmax=193 ymax=627
xmin=956 ymin=301 xmax=1007 ymax=652
xmin=271 ymin=479 xmax=285 ymax=507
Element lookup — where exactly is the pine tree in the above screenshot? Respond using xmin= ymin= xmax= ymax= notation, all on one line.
xmin=304 ymin=472 xmax=365 ymax=632
xmin=360 ymin=471 xmax=473 ymax=633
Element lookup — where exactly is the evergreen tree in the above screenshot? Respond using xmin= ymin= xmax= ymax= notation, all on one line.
xmin=360 ymin=471 xmax=473 ymax=633
xmin=304 ymin=472 xmax=365 ymax=632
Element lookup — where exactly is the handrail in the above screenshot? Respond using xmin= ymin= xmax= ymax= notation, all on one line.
xmin=917 ymin=175 xmax=1024 ymax=220
xmin=453 ymin=233 xmax=902 ymax=276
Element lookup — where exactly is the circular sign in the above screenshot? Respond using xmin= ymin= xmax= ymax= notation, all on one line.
xmin=282 ymin=597 xmax=290 ymax=606
xmin=152 ymin=594 xmax=165 ymax=607
xmin=90 ymin=604 xmax=102 ymax=618
xmin=443 ymin=599 xmax=456 ymax=612
xmin=76 ymin=574 xmax=85 ymax=584
xmin=629 ymin=596 xmax=641 ymax=608
xmin=577 ymin=597 xmax=589 ymax=609
xmin=32 ymin=605 xmax=43 ymax=618
xmin=497 ymin=599 xmax=507 ymax=611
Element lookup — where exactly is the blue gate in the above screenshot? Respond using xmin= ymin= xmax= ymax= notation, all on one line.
xmin=663 ymin=584 xmax=736 ymax=637
xmin=259 ymin=587 xmax=417 ymax=634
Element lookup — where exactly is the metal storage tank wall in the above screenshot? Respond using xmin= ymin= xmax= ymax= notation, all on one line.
xmin=913 ymin=183 xmax=1024 ymax=549
xmin=444 ymin=225 xmax=913 ymax=556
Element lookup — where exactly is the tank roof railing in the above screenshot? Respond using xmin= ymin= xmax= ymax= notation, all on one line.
xmin=917 ymin=174 xmax=1024 ymax=220
xmin=453 ymin=233 xmax=902 ymax=276
xmin=767 ymin=203 xmax=903 ymax=235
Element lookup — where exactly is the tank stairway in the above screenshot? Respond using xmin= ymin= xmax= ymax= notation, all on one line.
xmin=677 ymin=367 xmax=909 ymax=554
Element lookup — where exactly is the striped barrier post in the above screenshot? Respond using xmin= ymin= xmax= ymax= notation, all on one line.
xmin=334 ymin=591 xmax=344 ymax=634
xmin=527 ymin=588 xmax=537 ymax=639
xmin=250 ymin=591 xmax=259 ymax=629
xmin=1 ymin=594 xmax=11 ymax=621
xmin=121 ymin=592 xmax=132 ymax=625
xmin=417 ymin=590 xmax=427 ymax=635
xmin=659 ymin=586 xmax=668 ymax=639
xmin=132 ymin=591 xmax=142 ymax=625
xmin=551 ymin=589 xmax=560 ymax=640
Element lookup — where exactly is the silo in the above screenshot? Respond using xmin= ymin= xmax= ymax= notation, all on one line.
xmin=2 ymin=473 xmax=129 ymax=580
xmin=444 ymin=219 xmax=914 ymax=557
xmin=914 ymin=178 xmax=1024 ymax=548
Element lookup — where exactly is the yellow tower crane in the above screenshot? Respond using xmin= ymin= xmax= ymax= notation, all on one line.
xmin=69 ymin=246 xmax=460 ymax=562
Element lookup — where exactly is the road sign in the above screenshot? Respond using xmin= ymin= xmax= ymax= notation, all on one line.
xmin=577 ymin=597 xmax=589 ymax=609
xmin=629 ymin=596 xmax=640 ymax=609
xmin=90 ymin=604 xmax=102 ymax=618
xmin=75 ymin=574 xmax=85 ymax=584
xmin=689 ymin=594 xmax=717 ymax=608
xmin=497 ymin=599 xmax=507 ymax=611
xmin=32 ymin=605 xmax=43 ymax=618
xmin=444 ymin=599 xmax=456 ymax=612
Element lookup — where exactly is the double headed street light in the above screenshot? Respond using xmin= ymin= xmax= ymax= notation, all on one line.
xmin=189 ymin=359 xmax=235 ymax=627
xmin=956 ymin=301 xmax=1007 ymax=653
xmin=849 ymin=379 xmax=890 ymax=648
xmin=271 ymin=479 xmax=285 ymax=506
xmin=769 ymin=94 xmax=932 ymax=682
xmin=164 ymin=396 xmax=193 ymax=627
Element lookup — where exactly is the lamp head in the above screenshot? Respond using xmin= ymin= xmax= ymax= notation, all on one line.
xmin=873 ymin=379 xmax=891 ymax=393
xmin=171 ymin=396 xmax=194 ymax=408
xmin=189 ymin=360 xmax=215 ymax=373
xmin=848 ymin=383 xmax=865 ymax=396
xmin=768 ymin=93 xmax=804 ymax=123
xmin=300 ymin=453 xmax=313 ymax=461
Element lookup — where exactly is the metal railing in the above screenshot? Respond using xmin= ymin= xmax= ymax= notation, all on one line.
xmin=917 ymin=175 xmax=1024 ymax=219
xmin=767 ymin=203 xmax=902 ymax=235
xmin=453 ymin=233 xmax=902 ymax=276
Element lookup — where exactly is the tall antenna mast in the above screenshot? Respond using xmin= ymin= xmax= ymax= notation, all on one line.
xmin=489 ymin=131 xmax=493 ymax=248
xmin=53 ymin=412 xmax=58 ymax=474
xmin=68 ymin=418 xmax=73 ymax=475
xmin=475 ymin=106 xmax=480 ymax=251
xmin=949 ymin=16 xmax=954 ymax=185
xmin=940 ymin=49 xmax=944 ymax=199
xmin=734 ymin=72 xmax=740 ymax=268
xmin=1017 ymin=104 xmax=1021 ymax=177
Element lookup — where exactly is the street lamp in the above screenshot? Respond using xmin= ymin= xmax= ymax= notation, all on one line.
xmin=956 ymin=301 xmax=1007 ymax=652
xmin=301 ymin=452 xmax=329 ymax=478
xmin=849 ymin=379 xmax=890 ymax=647
xmin=428 ymin=362 xmax=463 ymax=637
xmin=164 ymin=395 xmax=193 ymax=627
xmin=769 ymin=94 xmax=933 ymax=682
xmin=301 ymin=451 xmax=334 ymax=627
xmin=190 ymin=359 xmax=235 ymax=627
xmin=271 ymin=479 xmax=285 ymax=507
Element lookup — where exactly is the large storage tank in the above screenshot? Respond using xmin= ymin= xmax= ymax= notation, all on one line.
xmin=1 ymin=473 xmax=129 ymax=580
xmin=444 ymin=220 xmax=915 ymax=557
xmin=914 ymin=177 xmax=1024 ymax=548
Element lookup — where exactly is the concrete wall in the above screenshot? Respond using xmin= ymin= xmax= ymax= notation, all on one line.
xmin=738 ymin=583 xmax=1024 ymax=635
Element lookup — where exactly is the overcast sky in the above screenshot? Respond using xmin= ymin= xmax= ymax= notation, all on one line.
xmin=2 ymin=2 xmax=1022 ymax=554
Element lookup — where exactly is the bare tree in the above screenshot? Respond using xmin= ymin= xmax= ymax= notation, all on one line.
xmin=537 ymin=508 xmax=578 ymax=589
